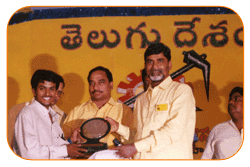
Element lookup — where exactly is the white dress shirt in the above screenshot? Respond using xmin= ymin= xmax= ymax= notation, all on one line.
xmin=201 ymin=120 xmax=243 ymax=159
xmin=13 ymin=100 xmax=69 ymax=159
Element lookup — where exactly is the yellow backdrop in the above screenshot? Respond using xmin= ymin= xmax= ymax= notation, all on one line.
xmin=7 ymin=14 xmax=243 ymax=159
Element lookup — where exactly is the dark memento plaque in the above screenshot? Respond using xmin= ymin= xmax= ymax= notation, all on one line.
xmin=78 ymin=118 xmax=111 ymax=158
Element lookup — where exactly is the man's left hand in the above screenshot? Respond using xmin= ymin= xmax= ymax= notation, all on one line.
xmin=110 ymin=143 xmax=137 ymax=158
xmin=70 ymin=127 xmax=87 ymax=143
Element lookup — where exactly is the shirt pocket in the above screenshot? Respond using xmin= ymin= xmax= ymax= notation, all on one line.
xmin=152 ymin=103 xmax=170 ymax=126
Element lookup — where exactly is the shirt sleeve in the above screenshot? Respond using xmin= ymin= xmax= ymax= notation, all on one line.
xmin=201 ymin=129 xmax=215 ymax=159
xmin=117 ymin=104 xmax=136 ymax=143
xmin=117 ymin=123 xmax=130 ymax=141
xmin=13 ymin=110 xmax=69 ymax=159
xmin=134 ymin=84 xmax=196 ymax=153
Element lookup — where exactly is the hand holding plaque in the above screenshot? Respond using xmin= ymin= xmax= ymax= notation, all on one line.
xmin=78 ymin=118 xmax=111 ymax=158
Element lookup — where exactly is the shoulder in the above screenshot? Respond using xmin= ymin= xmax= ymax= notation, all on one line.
xmin=8 ymin=102 xmax=26 ymax=118
xmin=169 ymin=81 xmax=194 ymax=102
xmin=66 ymin=101 xmax=89 ymax=118
xmin=171 ymin=81 xmax=193 ymax=93
xmin=210 ymin=121 xmax=231 ymax=135
xmin=136 ymin=91 xmax=147 ymax=102
xmin=52 ymin=105 xmax=66 ymax=115
xmin=16 ymin=103 xmax=38 ymax=121
xmin=121 ymin=103 xmax=132 ymax=112
xmin=71 ymin=101 xmax=88 ymax=111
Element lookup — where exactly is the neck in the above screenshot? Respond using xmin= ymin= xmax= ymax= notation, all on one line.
xmin=92 ymin=98 xmax=110 ymax=109
xmin=151 ymin=81 xmax=161 ymax=88
xmin=232 ymin=117 xmax=243 ymax=132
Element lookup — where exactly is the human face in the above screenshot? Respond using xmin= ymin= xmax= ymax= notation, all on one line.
xmin=228 ymin=92 xmax=243 ymax=119
xmin=89 ymin=70 xmax=113 ymax=102
xmin=145 ymin=52 xmax=172 ymax=85
xmin=51 ymin=82 xmax=64 ymax=106
xmin=32 ymin=81 xmax=57 ymax=109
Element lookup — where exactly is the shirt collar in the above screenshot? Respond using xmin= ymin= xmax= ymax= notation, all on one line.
xmin=33 ymin=100 xmax=52 ymax=114
xmin=151 ymin=76 xmax=173 ymax=91
xmin=87 ymin=97 xmax=116 ymax=107
xmin=106 ymin=97 xmax=116 ymax=106
xmin=33 ymin=100 xmax=57 ymax=117
xmin=52 ymin=105 xmax=64 ymax=116
xmin=229 ymin=119 xmax=243 ymax=134
xmin=30 ymin=98 xmax=62 ymax=116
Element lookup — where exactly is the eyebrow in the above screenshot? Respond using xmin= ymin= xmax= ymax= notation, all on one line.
xmin=230 ymin=95 xmax=243 ymax=100
xmin=38 ymin=85 xmax=56 ymax=88
xmin=99 ymin=79 xmax=106 ymax=82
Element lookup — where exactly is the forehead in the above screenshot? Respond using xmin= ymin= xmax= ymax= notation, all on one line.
xmin=230 ymin=92 xmax=243 ymax=98
xmin=89 ymin=70 xmax=108 ymax=81
xmin=146 ymin=52 xmax=167 ymax=60
xmin=37 ymin=80 xmax=56 ymax=87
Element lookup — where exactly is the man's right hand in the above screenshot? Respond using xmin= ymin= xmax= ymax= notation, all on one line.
xmin=67 ymin=143 xmax=88 ymax=159
xmin=105 ymin=117 xmax=119 ymax=133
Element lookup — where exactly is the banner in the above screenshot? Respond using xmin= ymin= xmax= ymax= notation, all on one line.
xmin=7 ymin=7 xmax=243 ymax=159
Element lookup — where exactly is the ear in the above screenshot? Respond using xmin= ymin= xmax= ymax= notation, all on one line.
xmin=110 ymin=81 xmax=113 ymax=90
xmin=32 ymin=88 xmax=36 ymax=97
xmin=169 ymin=60 xmax=172 ymax=70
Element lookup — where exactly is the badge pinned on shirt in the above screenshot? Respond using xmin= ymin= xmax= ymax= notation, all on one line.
xmin=156 ymin=103 xmax=168 ymax=111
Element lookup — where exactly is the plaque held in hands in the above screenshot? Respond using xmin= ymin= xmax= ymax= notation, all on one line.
xmin=79 ymin=118 xmax=111 ymax=158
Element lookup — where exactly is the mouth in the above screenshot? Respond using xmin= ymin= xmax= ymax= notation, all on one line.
xmin=150 ymin=69 xmax=162 ymax=76
xmin=92 ymin=91 xmax=103 ymax=94
xmin=43 ymin=97 xmax=51 ymax=100
xmin=149 ymin=70 xmax=164 ymax=81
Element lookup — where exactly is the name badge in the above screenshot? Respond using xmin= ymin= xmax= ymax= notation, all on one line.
xmin=156 ymin=104 xmax=168 ymax=111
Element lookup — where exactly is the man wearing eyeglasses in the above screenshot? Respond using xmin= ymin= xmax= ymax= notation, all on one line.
xmin=201 ymin=86 xmax=243 ymax=159
xmin=50 ymin=75 xmax=67 ymax=127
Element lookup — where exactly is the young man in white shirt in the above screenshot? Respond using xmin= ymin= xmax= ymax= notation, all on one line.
xmin=13 ymin=69 xmax=87 ymax=159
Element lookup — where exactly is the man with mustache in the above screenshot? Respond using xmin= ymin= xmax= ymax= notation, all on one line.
xmin=107 ymin=43 xmax=196 ymax=159
xmin=62 ymin=66 xmax=133 ymax=148
xmin=201 ymin=87 xmax=243 ymax=159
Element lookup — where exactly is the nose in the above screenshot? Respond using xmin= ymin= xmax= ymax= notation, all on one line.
xmin=90 ymin=83 xmax=99 ymax=91
xmin=229 ymin=99 xmax=234 ymax=105
xmin=152 ymin=61 xmax=160 ymax=69
xmin=45 ymin=89 xmax=51 ymax=96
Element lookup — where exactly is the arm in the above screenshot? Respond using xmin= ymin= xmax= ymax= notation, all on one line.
xmin=119 ymin=104 xmax=136 ymax=143
xmin=62 ymin=104 xmax=84 ymax=140
xmin=105 ymin=104 xmax=135 ymax=142
xmin=201 ymin=129 xmax=215 ymax=159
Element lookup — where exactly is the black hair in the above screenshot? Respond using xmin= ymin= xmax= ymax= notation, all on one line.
xmin=58 ymin=74 xmax=65 ymax=88
xmin=229 ymin=86 xmax=243 ymax=99
xmin=141 ymin=68 xmax=147 ymax=81
xmin=31 ymin=69 xmax=60 ymax=90
xmin=144 ymin=42 xmax=171 ymax=62
xmin=87 ymin=66 xmax=113 ymax=83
